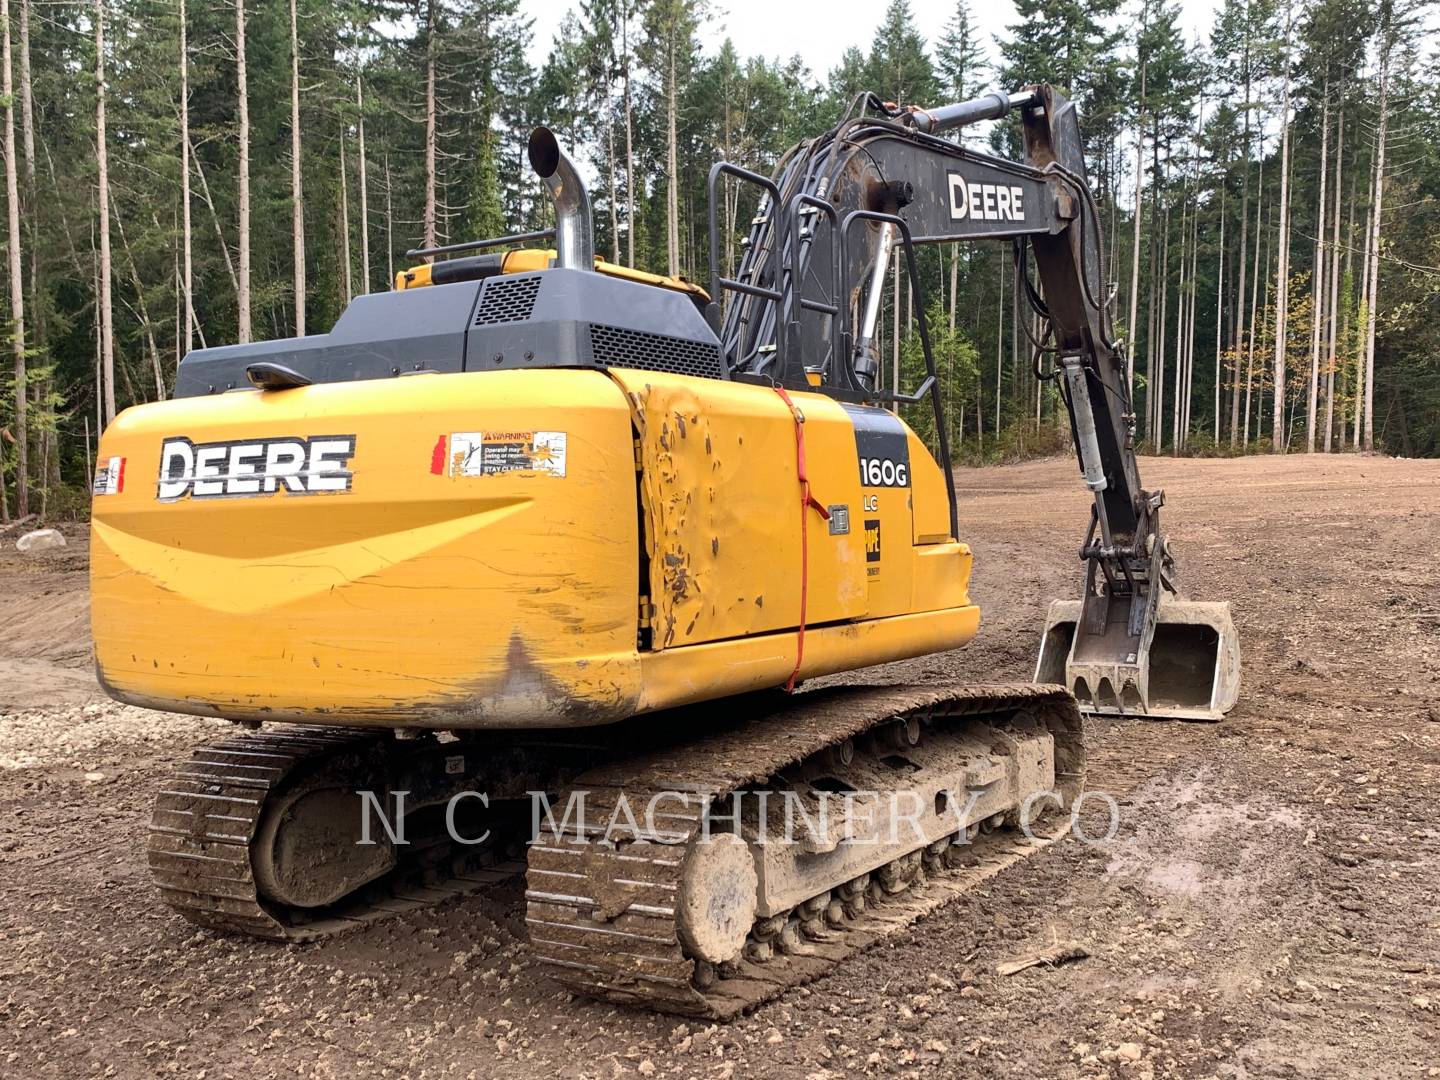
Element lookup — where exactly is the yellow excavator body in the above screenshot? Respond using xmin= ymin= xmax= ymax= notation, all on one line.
xmin=88 ymin=99 xmax=1235 ymax=1016
xmin=90 ymin=364 xmax=977 ymax=729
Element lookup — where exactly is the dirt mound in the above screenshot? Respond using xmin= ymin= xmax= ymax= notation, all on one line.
xmin=0 ymin=523 xmax=92 ymax=667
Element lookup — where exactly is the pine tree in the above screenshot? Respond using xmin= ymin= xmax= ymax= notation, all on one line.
xmin=935 ymin=0 xmax=983 ymax=105
xmin=865 ymin=0 xmax=938 ymax=106
xmin=999 ymin=0 xmax=1125 ymax=175
xmin=640 ymin=0 xmax=703 ymax=277
xmin=356 ymin=74 xmax=371 ymax=295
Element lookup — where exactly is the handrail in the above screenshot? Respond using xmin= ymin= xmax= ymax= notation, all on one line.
xmin=706 ymin=162 xmax=785 ymax=359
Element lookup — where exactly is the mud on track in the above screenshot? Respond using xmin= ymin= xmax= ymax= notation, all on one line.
xmin=2 ymin=454 xmax=1438 ymax=1079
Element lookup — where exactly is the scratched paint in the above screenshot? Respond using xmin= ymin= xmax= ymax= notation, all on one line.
xmin=611 ymin=370 xmax=870 ymax=650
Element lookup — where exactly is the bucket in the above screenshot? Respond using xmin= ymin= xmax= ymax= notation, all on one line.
xmin=1036 ymin=594 xmax=1240 ymax=721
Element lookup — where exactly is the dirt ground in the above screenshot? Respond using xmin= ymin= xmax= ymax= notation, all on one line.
xmin=2 ymin=453 xmax=1438 ymax=1080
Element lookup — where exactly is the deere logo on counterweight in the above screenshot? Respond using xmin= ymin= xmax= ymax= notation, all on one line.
xmin=156 ymin=435 xmax=357 ymax=501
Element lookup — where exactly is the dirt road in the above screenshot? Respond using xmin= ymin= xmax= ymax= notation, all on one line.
xmin=2 ymin=454 xmax=1438 ymax=1079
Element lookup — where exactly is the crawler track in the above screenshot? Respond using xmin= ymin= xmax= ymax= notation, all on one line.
xmin=525 ymin=682 xmax=1083 ymax=1017
xmin=148 ymin=727 xmax=522 ymax=941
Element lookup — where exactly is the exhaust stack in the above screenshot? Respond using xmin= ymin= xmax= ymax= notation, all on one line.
xmin=528 ymin=127 xmax=594 ymax=271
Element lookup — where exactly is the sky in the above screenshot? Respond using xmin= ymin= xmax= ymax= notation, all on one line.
xmin=523 ymin=0 xmax=1223 ymax=82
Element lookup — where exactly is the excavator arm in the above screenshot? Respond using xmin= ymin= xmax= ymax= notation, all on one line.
xmin=708 ymin=84 xmax=1239 ymax=719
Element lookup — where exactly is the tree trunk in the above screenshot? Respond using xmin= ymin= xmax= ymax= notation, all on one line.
xmin=1126 ymin=127 xmax=1143 ymax=395
xmin=190 ymin=138 xmax=237 ymax=302
xmin=20 ymin=0 xmax=42 ymax=514
xmin=664 ymin=39 xmax=679 ymax=277
xmin=384 ymin=153 xmax=394 ymax=286
xmin=948 ymin=244 xmax=958 ymax=332
xmin=1363 ymin=21 xmax=1392 ymax=453
xmin=171 ymin=211 xmax=181 ymax=375
xmin=1227 ymin=45 xmax=1254 ymax=445
xmin=1257 ymin=200 xmax=1274 ymax=442
xmin=605 ymin=100 xmax=619 ymax=265
xmin=1126 ymin=61 xmax=1145 ymax=397
xmin=288 ymin=0 xmax=305 ymax=333
xmin=339 ymin=124 xmax=353 ymax=302
xmin=1247 ymin=161 xmax=1265 ymax=423
xmin=1230 ymin=156 xmax=1248 ymax=445
xmin=1234 ymin=52 xmax=1251 ymax=355
xmin=994 ymin=254 xmax=1003 ymax=436
xmin=1214 ymin=186 xmax=1225 ymax=441
xmin=234 ymin=0 xmax=251 ymax=342
xmin=356 ymin=75 xmax=370 ymax=294
xmin=1306 ymin=83 xmax=1328 ymax=451
xmin=1156 ymin=213 xmax=1168 ymax=451
xmin=1324 ymin=108 xmax=1344 ymax=452
xmin=179 ymin=0 xmax=193 ymax=355
xmin=1185 ymin=193 xmax=1199 ymax=443
xmin=1144 ymin=197 xmax=1157 ymax=439
xmin=1244 ymin=192 xmax=1267 ymax=448
xmin=1354 ymin=147 xmax=1370 ymax=450
xmin=1270 ymin=4 xmax=1293 ymax=452
xmin=17 ymin=0 xmax=32 ymax=256
xmin=622 ymin=4 xmax=635 ymax=268
xmin=2 ymin=0 xmax=26 ymax=513
xmin=1171 ymin=197 xmax=1186 ymax=452
xmin=96 ymin=0 xmax=116 ymax=423
xmin=892 ymin=256 xmax=900 ymax=412
xmin=423 ymin=0 xmax=437 ymax=254
xmin=1180 ymin=115 xmax=1202 ymax=450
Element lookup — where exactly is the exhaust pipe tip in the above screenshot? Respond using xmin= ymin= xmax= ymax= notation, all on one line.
xmin=527 ymin=126 xmax=593 ymax=271
xmin=527 ymin=126 xmax=562 ymax=180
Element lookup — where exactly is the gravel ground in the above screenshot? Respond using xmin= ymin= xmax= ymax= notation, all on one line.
xmin=1 ymin=454 xmax=1438 ymax=1079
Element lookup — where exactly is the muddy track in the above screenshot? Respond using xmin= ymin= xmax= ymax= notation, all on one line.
xmin=2 ymin=454 xmax=1438 ymax=1079
xmin=526 ymin=684 xmax=1080 ymax=1017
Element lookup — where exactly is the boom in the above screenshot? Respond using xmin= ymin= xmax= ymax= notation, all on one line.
xmin=707 ymin=84 xmax=1238 ymax=717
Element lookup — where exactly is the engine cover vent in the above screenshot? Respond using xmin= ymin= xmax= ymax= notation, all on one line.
xmin=590 ymin=324 xmax=724 ymax=380
xmin=474 ymin=276 xmax=541 ymax=326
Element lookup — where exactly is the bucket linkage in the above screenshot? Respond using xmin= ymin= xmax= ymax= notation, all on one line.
xmin=1034 ymin=486 xmax=1240 ymax=722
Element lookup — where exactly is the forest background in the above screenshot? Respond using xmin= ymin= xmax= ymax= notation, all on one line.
xmin=1 ymin=0 xmax=1436 ymax=520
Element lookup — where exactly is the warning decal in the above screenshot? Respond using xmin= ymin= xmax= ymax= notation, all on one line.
xmin=93 ymin=456 xmax=126 ymax=496
xmin=444 ymin=430 xmax=567 ymax=478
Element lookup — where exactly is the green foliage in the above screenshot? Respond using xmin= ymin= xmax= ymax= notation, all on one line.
xmin=1 ymin=0 xmax=1437 ymax=524
xmin=865 ymin=0 xmax=938 ymax=106
xmin=899 ymin=299 xmax=980 ymax=454
xmin=935 ymin=0 xmax=984 ymax=103
xmin=998 ymin=0 xmax=1126 ymax=173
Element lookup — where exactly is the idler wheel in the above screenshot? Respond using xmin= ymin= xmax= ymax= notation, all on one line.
xmin=675 ymin=832 xmax=758 ymax=963
xmin=253 ymin=787 xmax=397 ymax=909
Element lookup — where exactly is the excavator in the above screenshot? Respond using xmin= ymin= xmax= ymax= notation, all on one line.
xmin=89 ymin=85 xmax=1239 ymax=1017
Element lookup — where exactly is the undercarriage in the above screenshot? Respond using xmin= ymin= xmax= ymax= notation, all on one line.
xmin=150 ymin=682 xmax=1082 ymax=1016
